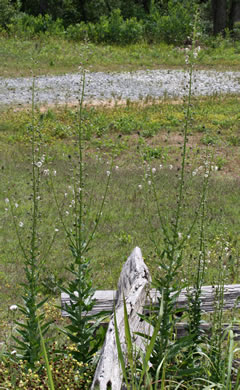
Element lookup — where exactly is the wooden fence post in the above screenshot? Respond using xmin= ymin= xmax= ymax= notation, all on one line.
xmin=91 ymin=247 xmax=151 ymax=390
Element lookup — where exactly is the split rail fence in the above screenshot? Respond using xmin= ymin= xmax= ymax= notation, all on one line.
xmin=61 ymin=247 xmax=240 ymax=390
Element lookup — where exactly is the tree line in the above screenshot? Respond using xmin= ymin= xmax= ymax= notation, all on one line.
xmin=5 ymin=0 xmax=240 ymax=37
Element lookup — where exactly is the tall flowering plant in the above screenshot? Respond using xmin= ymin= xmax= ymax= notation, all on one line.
xmin=52 ymin=71 xmax=112 ymax=363
xmin=7 ymin=79 xmax=55 ymax=367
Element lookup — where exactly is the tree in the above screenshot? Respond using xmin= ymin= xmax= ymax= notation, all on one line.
xmin=230 ymin=0 xmax=240 ymax=30
xmin=212 ymin=0 xmax=227 ymax=35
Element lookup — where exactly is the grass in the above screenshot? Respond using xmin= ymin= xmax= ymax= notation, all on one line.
xmin=1 ymin=95 xmax=240 ymax=322
xmin=1 ymin=64 xmax=240 ymax=388
xmin=1 ymin=35 xmax=240 ymax=77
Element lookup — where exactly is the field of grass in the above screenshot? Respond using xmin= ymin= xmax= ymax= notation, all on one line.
xmin=1 ymin=34 xmax=240 ymax=77
xmin=1 ymin=37 xmax=240 ymax=387
xmin=1 ymin=95 xmax=240 ymax=315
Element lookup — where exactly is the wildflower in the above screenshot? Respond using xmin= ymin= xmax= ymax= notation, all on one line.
xmin=138 ymin=184 xmax=142 ymax=189
xmin=40 ymin=154 xmax=46 ymax=163
xmin=43 ymin=169 xmax=49 ymax=176
xmin=77 ymin=187 xmax=82 ymax=193
xmin=64 ymin=193 xmax=68 ymax=197
xmin=19 ymin=221 xmax=24 ymax=227
xmin=148 ymin=180 xmax=151 ymax=185
xmin=169 ymin=164 xmax=173 ymax=170
xmin=106 ymin=170 xmax=111 ymax=176
xmin=11 ymin=350 xmax=17 ymax=355
xmin=178 ymin=232 xmax=182 ymax=239
xmin=53 ymin=170 xmax=57 ymax=176
xmin=10 ymin=305 xmax=18 ymax=311
xmin=192 ymin=170 xmax=197 ymax=176
xmin=5 ymin=198 xmax=9 ymax=204
xmin=15 ymin=203 xmax=19 ymax=208
xmin=66 ymin=211 xmax=69 ymax=216
xmin=159 ymin=164 xmax=163 ymax=169
xmin=36 ymin=161 xmax=42 ymax=168
xmin=152 ymin=167 xmax=156 ymax=174
xmin=115 ymin=165 xmax=119 ymax=170
xmin=55 ymin=228 xmax=59 ymax=232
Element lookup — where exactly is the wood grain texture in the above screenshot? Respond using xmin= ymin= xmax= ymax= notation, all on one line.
xmin=62 ymin=284 xmax=240 ymax=316
xmin=90 ymin=247 xmax=151 ymax=390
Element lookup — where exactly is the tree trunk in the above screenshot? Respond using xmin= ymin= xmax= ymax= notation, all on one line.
xmin=230 ymin=0 xmax=240 ymax=30
xmin=212 ymin=0 xmax=227 ymax=35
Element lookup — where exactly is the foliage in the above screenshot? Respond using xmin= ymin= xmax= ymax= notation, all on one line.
xmin=52 ymin=72 xmax=111 ymax=364
xmin=0 ymin=343 xmax=94 ymax=389
xmin=6 ymin=80 xmax=55 ymax=368
xmin=0 ymin=0 xmax=18 ymax=28
xmin=7 ymin=13 xmax=64 ymax=37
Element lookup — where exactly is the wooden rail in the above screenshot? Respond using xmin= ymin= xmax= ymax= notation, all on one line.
xmin=60 ymin=247 xmax=240 ymax=390
xmin=62 ymin=284 xmax=240 ymax=316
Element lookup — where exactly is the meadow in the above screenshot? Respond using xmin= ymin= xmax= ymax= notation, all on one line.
xmin=1 ymin=35 xmax=240 ymax=388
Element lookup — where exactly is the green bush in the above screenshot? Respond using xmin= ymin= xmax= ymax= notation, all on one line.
xmin=7 ymin=13 xmax=64 ymax=37
xmin=144 ymin=0 xmax=196 ymax=45
xmin=66 ymin=9 xmax=143 ymax=45
xmin=0 ymin=0 xmax=17 ymax=28
xmin=155 ymin=0 xmax=195 ymax=44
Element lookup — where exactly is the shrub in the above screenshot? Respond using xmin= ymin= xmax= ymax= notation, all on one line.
xmin=0 ymin=0 xmax=17 ymax=28
xmin=7 ymin=13 xmax=64 ymax=37
xmin=158 ymin=0 xmax=195 ymax=44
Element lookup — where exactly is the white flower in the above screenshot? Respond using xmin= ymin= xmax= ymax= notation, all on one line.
xmin=159 ymin=164 xmax=163 ymax=169
xmin=36 ymin=161 xmax=42 ymax=168
xmin=19 ymin=221 xmax=24 ymax=227
xmin=40 ymin=154 xmax=46 ymax=163
xmin=77 ymin=187 xmax=82 ymax=193
xmin=192 ymin=170 xmax=197 ymax=176
xmin=5 ymin=198 xmax=9 ymax=204
xmin=115 ymin=166 xmax=119 ymax=170
xmin=15 ymin=203 xmax=19 ymax=208
xmin=148 ymin=180 xmax=152 ymax=185
xmin=43 ymin=169 xmax=49 ymax=176
xmin=178 ymin=232 xmax=182 ymax=239
xmin=187 ymin=235 xmax=191 ymax=240
xmin=64 ymin=193 xmax=68 ymax=197
xmin=138 ymin=184 xmax=142 ymax=190
xmin=66 ymin=211 xmax=69 ymax=216
xmin=152 ymin=167 xmax=156 ymax=174
xmin=53 ymin=170 xmax=57 ymax=176
xmin=11 ymin=350 xmax=17 ymax=355
xmin=169 ymin=165 xmax=173 ymax=170
xmin=10 ymin=305 xmax=18 ymax=311
xmin=36 ymin=196 xmax=40 ymax=200
xmin=106 ymin=170 xmax=111 ymax=176
xmin=71 ymin=199 xmax=75 ymax=205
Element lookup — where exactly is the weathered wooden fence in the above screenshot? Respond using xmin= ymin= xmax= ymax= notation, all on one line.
xmin=61 ymin=247 xmax=240 ymax=390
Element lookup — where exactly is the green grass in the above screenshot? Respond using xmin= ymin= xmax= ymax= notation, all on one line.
xmin=1 ymin=95 xmax=240 ymax=315
xmin=1 ymin=35 xmax=240 ymax=77
xmin=1 ymin=91 xmax=240 ymax=388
